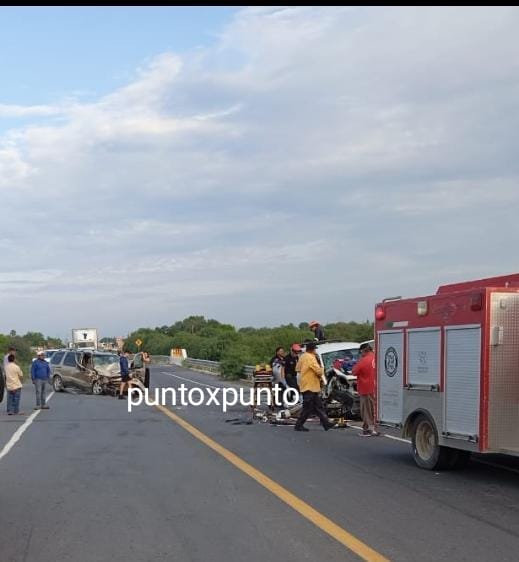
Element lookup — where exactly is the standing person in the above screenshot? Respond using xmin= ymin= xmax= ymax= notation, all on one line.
xmin=294 ymin=342 xmax=335 ymax=432
xmin=118 ymin=350 xmax=131 ymax=400
xmin=269 ymin=347 xmax=285 ymax=370
xmin=5 ymin=354 xmax=24 ymax=415
xmin=3 ymin=346 xmax=16 ymax=371
xmin=284 ymin=344 xmax=301 ymax=391
xmin=309 ymin=321 xmax=326 ymax=342
xmin=31 ymin=350 xmax=51 ymax=410
xmin=352 ymin=342 xmax=379 ymax=437
xmin=142 ymin=351 xmax=151 ymax=389
xmin=270 ymin=347 xmax=286 ymax=407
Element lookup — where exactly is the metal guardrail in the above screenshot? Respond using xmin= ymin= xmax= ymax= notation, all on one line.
xmin=150 ymin=355 xmax=171 ymax=366
xmin=185 ymin=358 xmax=255 ymax=380
xmin=185 ymin=358 xmax=222 ymax=374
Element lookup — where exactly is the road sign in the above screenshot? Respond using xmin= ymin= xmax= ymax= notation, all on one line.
xmin=135 ymin=339 xmax=142 ymax=348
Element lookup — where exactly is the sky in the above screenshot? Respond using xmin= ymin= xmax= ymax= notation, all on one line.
xmin=1 ymin=6 xmax=519 ymax=340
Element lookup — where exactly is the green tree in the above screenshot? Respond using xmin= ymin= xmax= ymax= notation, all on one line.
xmin=22 ymin=331 xmax=46 ymax=347
xmin=127 ymin=315 xmax=374 ymax=378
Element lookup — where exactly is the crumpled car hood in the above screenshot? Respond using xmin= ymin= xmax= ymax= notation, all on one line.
xmin=96 ymin=363 xmax=121 ymax=378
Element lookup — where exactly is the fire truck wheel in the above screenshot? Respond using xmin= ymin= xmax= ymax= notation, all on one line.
xmin=412 ymin=414 xmax=451 ymax=470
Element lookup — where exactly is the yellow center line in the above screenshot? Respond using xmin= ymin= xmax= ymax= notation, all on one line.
xmin=155 ymin=404 xmax=390 ymax=562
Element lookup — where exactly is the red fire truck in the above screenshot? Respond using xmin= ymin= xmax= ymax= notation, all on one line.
xmin=375 ymin=273 xmax=519 ymax=470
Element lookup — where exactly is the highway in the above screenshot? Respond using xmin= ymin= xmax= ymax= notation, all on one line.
xmin=0 ymin=365 xmax=518 ymax=562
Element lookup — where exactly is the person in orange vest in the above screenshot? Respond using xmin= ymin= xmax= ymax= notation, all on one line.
xmin=352 ymin=343 xmax=380 ymax=437
xmin=294 ymin=342 xmax=336 ymax=432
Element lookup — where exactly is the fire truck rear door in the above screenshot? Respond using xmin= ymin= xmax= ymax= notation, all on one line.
xmin=444 ymin=325 xmax=481 ymax=440
xmin=377 ymin=330 xmax=404 ymax=425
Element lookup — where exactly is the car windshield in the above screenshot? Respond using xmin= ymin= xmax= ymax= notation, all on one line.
xmin=321 ymin=348 xmax=360 ymax=370
xmin=93 ymin=354 xmax=119 ymax=367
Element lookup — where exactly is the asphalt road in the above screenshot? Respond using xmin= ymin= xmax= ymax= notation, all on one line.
xmin=0 ymin=366 xmax=518 ymax=562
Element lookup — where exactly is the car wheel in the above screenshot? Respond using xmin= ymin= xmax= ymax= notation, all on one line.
xmin=91 ymin=380 xmax=104 ymax=395
xmin=411 ymin=414 xmax=452 ymax=470
xmin=53 ymin=375 xmax=65 ymax=392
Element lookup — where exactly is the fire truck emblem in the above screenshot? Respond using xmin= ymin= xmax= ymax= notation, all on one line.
xmin=384 ymin=347 xmax=398 ymax=377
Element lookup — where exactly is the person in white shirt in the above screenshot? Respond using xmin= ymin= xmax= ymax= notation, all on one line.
xmin=3 ymin=346 xmax=16 ymax=371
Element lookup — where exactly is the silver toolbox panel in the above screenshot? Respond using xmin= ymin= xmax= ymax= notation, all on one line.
xmin=378 ymin=331 xmax=404 ymax=424
xmin=444 ymin=325 xmax=481 ymax=439
xmin=407 ymin=328 xmax=441 ymax=387
xmin=488 ymin=293 xmax=519 ymax=453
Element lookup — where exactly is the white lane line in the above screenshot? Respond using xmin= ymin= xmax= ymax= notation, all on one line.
xmin=0 ymin=391 xmax=55 ymax=463
xmin=383 ymin=434 xmax=411 ymax=444
xmin=348 ymin=423 xmax=411 ymax=443
xmin=160 ymin=371 xmax=220 ymax=390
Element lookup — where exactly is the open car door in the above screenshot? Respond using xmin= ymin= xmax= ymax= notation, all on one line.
xmin=130 ymin=352 xmax=145 ymax=385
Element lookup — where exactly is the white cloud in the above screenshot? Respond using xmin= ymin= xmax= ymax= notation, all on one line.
xmin=1 ymin=6 xmax=519 ymax=336
xmin=0 ymin=104 xmax=63 ymax=118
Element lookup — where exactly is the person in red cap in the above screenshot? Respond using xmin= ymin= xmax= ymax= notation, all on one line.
xmin=284 ymin=343 xmax=301 ymax=390
xmin=309 ymin=320 xmax=326 ymax=342
xmin=352 ymin=342 xmax=380 ymax=437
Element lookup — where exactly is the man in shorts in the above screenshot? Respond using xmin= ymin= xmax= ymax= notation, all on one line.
xmin=118 ymin=350 xmax=131 ymax=400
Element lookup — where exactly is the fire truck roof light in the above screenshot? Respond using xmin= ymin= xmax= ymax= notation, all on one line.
xmin=375 ymin=306 xmax=386 ymax=320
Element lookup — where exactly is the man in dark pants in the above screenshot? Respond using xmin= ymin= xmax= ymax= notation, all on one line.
xmin=294 ymin=342 xmax=335 ymax=432
xmin=284 ymin=343 xmax=301 ymax=391
xmin=142 ymin=351 xmax=151 ymax=389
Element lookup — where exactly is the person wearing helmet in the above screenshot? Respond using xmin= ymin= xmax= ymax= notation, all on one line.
xmin=309 ymin=320 xmax=326 ymax=342
xmin=284 ymin=343 xmax=301 ymax=391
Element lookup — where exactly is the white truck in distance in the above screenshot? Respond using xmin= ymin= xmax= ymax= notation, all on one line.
xmin=71 ymin=328 xmax=99 ymax=351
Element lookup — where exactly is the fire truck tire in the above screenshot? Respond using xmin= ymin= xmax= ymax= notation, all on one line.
xmin=411 ymin=414 xmax=451 ymax=470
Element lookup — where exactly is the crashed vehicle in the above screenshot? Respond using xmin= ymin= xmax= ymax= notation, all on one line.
xmin=50 ymin=350 xmax=145 ymax=395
